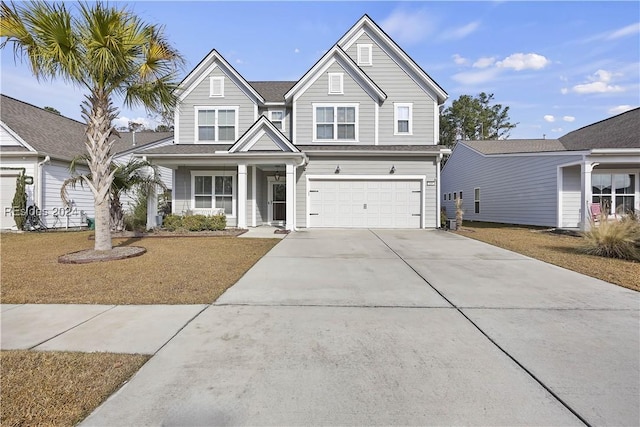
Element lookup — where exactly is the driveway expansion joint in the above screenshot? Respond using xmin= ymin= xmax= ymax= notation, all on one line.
xmin=369 ymin=229 xmax=592 ymax=427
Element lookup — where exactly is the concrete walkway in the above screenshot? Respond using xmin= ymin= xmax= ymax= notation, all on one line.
xmin=2 ymin=229 xmax=638 ymax=426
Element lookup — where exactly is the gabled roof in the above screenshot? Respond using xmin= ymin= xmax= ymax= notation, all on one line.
xmin=337 ymin=14 xmax=448 ymax=104
xmin=1 ymin=94 xmax=173 ymax=160
xmin=114 ymin=132 xmax=174 ymax=156
xmin=284 ymin=44 xmax=387 ymax=103
xmin=177 ymin=49 xmax=265 ymax=104
xmin=228 ymin=116 xmax=299 ymax=153
xmin=250 ymin=81 xmax=297 ymax=103
xmin=559 ymin=107 xmax=639 ymax=150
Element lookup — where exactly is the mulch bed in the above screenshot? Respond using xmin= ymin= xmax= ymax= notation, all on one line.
xmin=59 ymin=246 xmax=146 ymax=264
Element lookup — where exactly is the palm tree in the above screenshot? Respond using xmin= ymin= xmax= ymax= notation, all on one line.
xmin=1 ymin=1 xmax=183 ymax=250
xmin=61 ymin=157 xmax=167 ymax=232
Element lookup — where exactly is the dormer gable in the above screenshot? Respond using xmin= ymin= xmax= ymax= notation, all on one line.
xmin=177 ymin=49 xmax=265 ymax=104
xmin=337 ymin=14 xmax=448 ymax=104
xmin=228 ymin=116 xmax=299 ymax=153
xmin=284 ymin=45 xmax=386 ymax=104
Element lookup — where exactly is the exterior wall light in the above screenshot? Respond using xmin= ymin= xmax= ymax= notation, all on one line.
xmin=390 ymin=165 xmax=396 ymax=174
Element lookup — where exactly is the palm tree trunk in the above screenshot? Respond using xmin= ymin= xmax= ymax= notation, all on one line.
xmin=81 ymin=90 xmax=118 ymax=251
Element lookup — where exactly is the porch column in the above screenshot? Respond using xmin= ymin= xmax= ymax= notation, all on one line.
xmin=580 ymin=162 xmax=594 ymax=231
xmin=237 ymin=163 xmax=247 ymax=229
xmin=286 ymin=163 xmax=295 ymax=231
xmin=146 ymin=185 xmax=158 ymax=230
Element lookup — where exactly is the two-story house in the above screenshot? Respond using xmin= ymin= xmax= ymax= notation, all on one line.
xmin=140 ymin=15 xmax=450 ymax=230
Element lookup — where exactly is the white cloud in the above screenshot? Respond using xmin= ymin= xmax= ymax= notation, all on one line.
xmin=440 ymin=21 xmax=480 ymax=41
xmin=606 ymin=22 xmax=640 ymax=40
xmin=452 ymin=54 xmax=468 ymax=65
xmin=294 ymin=48 xmax=300 ymax=54
xmin=560 ymin=88 xmax=569 ymax=95
xmin=563 ymin=116 xmax=575 ymax=122
xmin=559 ymin=75 xmax=568 ymax=82
xmin=551 ymin=127 xmax=564 ymax=133
xmin=608 ymin=105 xmax=635 ymax=115
xmin=572 ymin=69 xmax=624 ymax=94
xmin=235 ymin=59 xmax=244 ymax=64
xmin=451 ymin=68 xmax=501 ymax=85
xmin=381 ymin=8 xmax=435 ymax=44
xmin=543 ymin=115 xmax=555 ymax=122
xmin=496 ymin=53 xmax=550 ymax=71
xmin=473 ymin=56 xmax=496 ymax=69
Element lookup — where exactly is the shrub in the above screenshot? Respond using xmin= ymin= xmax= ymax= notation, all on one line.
xmin=205 ymin=214 xmax=226 ymax=230
xmin=181 ymin=214 xmax=208 ymax=231
xmin=580 ymin=217 xmax=640 ymax=261
xmin=123 ymin=188 xmax=148 ymax=232
xmin=12 ymin=173 xmax=27 ymax=230
xmin=440 ymin=207 xmax=447 ymax=228
xmin=162 ymin=214 xmax=183 ymax=231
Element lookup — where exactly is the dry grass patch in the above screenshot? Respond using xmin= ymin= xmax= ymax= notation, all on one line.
xmin=1 ymin=232 xmax=280 ymax=304
xmin=1 ymin=350 xmax=149 ymax=426
xmin=455 ymin=222 xmax=639 ymax=292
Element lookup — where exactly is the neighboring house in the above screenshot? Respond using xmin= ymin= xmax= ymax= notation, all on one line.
xmin=138 ymin=15 xmax=450 ymax=230
xmin=0 ymin=94 xmax=174 ymax=230
xmin=441 ymin=108 xmax=640 ymax=230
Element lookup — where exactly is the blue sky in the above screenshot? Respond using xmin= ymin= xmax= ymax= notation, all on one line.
xmin=1 ymin=1 xmax=639 ymax=139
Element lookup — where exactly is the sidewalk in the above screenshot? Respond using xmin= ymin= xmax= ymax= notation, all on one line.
xmin=0 ymin=304 xmax=206 ymax=354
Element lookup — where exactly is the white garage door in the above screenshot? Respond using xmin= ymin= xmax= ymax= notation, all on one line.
xmin=1 ymin=175 xmax=18 ymax=229
xmin=309 ymin=179 xmax=422 ymax=228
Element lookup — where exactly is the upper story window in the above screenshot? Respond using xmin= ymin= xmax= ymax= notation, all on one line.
xmin=210 ymin=76 xmax=224 ymax=97
xmin=328 ymin=73 xmax=344 ymax=95
xmin=196 ymin=107 xmax=238 ymax=142
xmin=270 ymin=110 xmax=284 ymax=131
xmin=357 ymin=44 xmax=372 ymax=66
xmin=394 ymin=103 xmax=413 ymax=135
xmin=313 ymin=104 xmax=358 ymax=142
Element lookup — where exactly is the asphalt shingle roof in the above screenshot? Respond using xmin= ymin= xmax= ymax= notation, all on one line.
xmin=249 ymin=81 xmax=297 ymax=103
xmin=559 ymin=107 xmax=640 ymax=150
xmin=463 ymin=139 xmax=566 ymax=155
xmin=1 ymin=94 xmax=173 ymax=159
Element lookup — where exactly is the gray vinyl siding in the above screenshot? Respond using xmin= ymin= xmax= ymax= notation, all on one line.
xmin=42 ymin=161 xmax=93 ymax=228
xmin=441 ymin=144 xmax=583 ymax=227
xmin=345 ymin=33 xmax=437 ymax=145
xmin=295 ymin=156 xmax=438 ymax=228
xmin=178 ymin=66 xmax=257 ymax=144
xmin=562 ymin=166 xmax=581 ymax=228
xmin=295 ymin=62 xmax=375 ymax=145
xmin=251 ymin=133 xmax=281 ymax=151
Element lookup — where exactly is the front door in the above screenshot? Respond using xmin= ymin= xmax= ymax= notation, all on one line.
xmin=269 ymin=181 xmax=286 ymax=224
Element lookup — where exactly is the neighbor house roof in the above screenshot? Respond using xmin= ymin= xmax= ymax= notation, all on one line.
xmin=1 ymin=94 xmax=173 ymax=160
xmin=461 ymin=107 xmax=640 ymax=155
xmin=559 ymin=107 xmax=640 ymax=150
xmin=250 ymin=81 xmax=297 ymax=103
xmin=463 ymin=139 xmax=566 ymax=155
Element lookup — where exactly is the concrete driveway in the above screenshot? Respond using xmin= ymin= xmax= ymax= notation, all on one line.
xmin=83 ymin=229 xmax=639 ymax=426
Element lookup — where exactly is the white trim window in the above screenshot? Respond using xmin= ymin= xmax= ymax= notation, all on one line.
xmin=313 ymin=104 xmax=358 ymax=142
xmin=394 ymin=103 xmax=413 ymax=135
xmin=474 ymin=188 xmax=480 ymax=214
xmin=195 ymin=107 xmax=238 ymax=142
xmin=357 ymin=44 xmax=372 ymax=66
xmin=210 ymin=76 xmax=224 ymax=97
xmin=270 ymin=110 xmax=284 ymax=131
xmin=192 ymin=172 xmax=236 ymax=217
xmin=328 ymin=72 xmax=344 ymax=95
xmin=592 ymin=173 xmax=636 ymax=215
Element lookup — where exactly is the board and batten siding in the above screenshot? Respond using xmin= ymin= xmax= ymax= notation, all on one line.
xmin=441 ymin=144 xmax=583 ymax=227
xmin=178 ymin=66 xmax=257 ymax=144
xmin=43 ymin=161 xmax=93 ymax=228
xmin=344 ymin=32 xmax=437 ymax=145
xmin=295 ymin=62 xmax=376 ymax=145
xmin=296 ymin=156 xmax=437 ymax=228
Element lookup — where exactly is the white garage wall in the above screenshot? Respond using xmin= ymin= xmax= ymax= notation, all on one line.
xmin=43 ymin=161 xmax=94 ymax=228
xmin=0 ymin=159 xmax=37 ymax=229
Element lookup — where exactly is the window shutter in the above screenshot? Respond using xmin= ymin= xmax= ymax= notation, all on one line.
xmin=328 ymin=73 xmax=343 ymax=94
xmin=210 ymin=77 xmax=224 ymax=97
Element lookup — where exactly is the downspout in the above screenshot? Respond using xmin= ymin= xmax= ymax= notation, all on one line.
xmin=37 ymin=155 xmax=51 ymax=214
xmin=436 ymin=153 xmax=442 ymax=229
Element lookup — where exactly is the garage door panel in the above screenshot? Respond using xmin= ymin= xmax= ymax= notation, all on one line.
xmin=309 ymin=179 xmax=422 ymax=229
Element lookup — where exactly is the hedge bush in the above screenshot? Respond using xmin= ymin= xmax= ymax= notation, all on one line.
xmin=162 ymin=214 xmax=226 ymax=232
